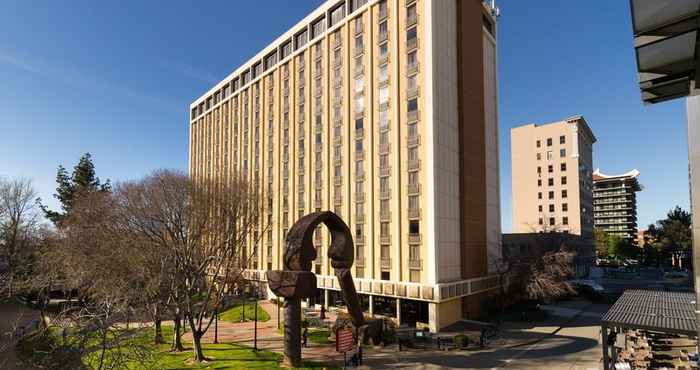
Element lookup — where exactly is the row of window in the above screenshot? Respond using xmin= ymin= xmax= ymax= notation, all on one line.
xmin=536 ymin=135 xmax=566 ymax=148
xmin=536 ymin=148 xmax=566 ymax=160
xmin=538 ymin=189 xmax=568 ymax=199
xmin=537 ymin=162 xmax=567 ymax=175
xmin=538 ymin=203 xmax=569 ymax=213
xmin=538 ymin=176 xmax=567 ymax=187
xmin=539 ymin=216 xmax=569 ymax=226
xmin=192 ymin=0 xmax=381 ymax=121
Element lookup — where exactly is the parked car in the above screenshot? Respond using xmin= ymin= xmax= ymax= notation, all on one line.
xmin=569 ymin=279 xmax=605 ymax=300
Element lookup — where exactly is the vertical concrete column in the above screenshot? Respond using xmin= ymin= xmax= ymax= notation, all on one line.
xmin=396 ymin=298 xmax=401 ymax=326
xmin=324 ymin=289 xmax=329 ymax=308
xmin=368 ymin=295 xmax=374 ymax=316
xmin=428 ymin=302 xmax=438 ymax=333
xmin=687 ymin=96 xmax=700 ymax=345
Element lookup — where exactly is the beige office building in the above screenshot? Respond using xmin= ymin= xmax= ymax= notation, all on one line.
xmin=511 ymin=116 xmax=596 ymax=239
xmin=188 ymin=0 xmax=501 ymax=331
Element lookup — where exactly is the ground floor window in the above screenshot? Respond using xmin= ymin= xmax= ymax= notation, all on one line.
xmin=400 ymin=299 xmax=429 ymax=326
xmin=328 ymin=289 xmax=346 ymax=308
xmin=372 ymin=295 xmax=396 ymax=318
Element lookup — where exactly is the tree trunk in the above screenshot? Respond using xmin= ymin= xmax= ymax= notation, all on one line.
xmin=192 ymin=330 xmax=206 ymax=362
xmin=171 ymin=311 xmax=184 ymax=352
xmin=153 ymin=306 xmax=164 ymax=344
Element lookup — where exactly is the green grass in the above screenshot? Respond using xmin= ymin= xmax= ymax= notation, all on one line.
xmin=18 ymin=325 xmax=334 ymax=370
xmin=307 ymin=329 xmax=332 ymax=345
xmin=219 ymin=302 xmax=270 ymax=323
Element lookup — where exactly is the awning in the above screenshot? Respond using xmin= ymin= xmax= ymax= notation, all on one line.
xmin=629 ymin=0 xmax=700 ymax=104
xmin=601 ymin=289 xmax=696 ymax=336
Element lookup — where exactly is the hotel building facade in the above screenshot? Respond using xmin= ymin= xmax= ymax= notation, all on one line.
xmin=511 ymin=116 xmax=597 ymax=240
xmin=592 ymin=169 xmax=642 ymax=242
xmin=188 ymin=0 xmax=501 ymax=331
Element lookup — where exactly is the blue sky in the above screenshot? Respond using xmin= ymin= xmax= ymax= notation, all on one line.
xmin=0 ymin=1 xmax=689 ymax=231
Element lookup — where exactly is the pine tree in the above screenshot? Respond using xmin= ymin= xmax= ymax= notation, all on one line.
xmin=41 ymin=153 xmax=111 ymax=225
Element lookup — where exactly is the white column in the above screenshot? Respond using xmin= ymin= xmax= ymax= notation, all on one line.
xmin=368 ymin=295 xmax=374 ymax=316
xmin=428 ymin=302 xmax=439 ymax=333
xmin=686 ymin=96 xmax=700 ymax=344
xmin=396 ymin=298 xmax=401 ymax=325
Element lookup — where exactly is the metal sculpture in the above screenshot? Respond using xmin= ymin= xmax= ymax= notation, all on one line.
xmin=266 ymin=211 xmax=365 ymax=368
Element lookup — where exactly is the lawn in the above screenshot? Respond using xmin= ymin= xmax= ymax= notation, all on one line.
xmin=18 ymin=325 xmax=333 ymax=369
xmin=219 ymin=301 xmax=270 ymax=323
xmin=308 ymin=329 xmax=332 ymax=345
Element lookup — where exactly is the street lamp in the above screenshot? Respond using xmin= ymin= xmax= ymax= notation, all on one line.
xmin=214 ymin=307 xmax=219 ymax=344
xmin=253 ymin=287 xmax=259 ymax=351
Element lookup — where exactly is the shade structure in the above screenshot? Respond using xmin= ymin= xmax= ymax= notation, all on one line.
xmin=630 ymin=0 xmax=700 ymax=104
xmin=601 ymin=289 xmax=697 ymax=336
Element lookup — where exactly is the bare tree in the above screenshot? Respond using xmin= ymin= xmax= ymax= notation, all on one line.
xmin=0 ymin=177 xmax=42 ymax=298
xmin=115 ymin=170 xmax=265 ymax=362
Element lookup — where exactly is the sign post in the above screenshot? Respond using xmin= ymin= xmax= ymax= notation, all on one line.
xmin=336 ymin=327 xmax=354 ymax=369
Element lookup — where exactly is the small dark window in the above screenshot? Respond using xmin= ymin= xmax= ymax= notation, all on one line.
xmin=538 ymin=192 xmax=542 ymax=199
xmin=561 ymin=176 xmax=567 ymax=185
xmin=562 ymin=203 xmax=568 ymax=212
xmin=548 ymin=178 xmax=554 ymax=186
xmin=560 ymin=135 xmax=566 ymax=144
xmin=538 ymin=218 xmax=543 ymax=225
xmin=355 ymin=117 xmax=363 ymax=130
xmin=562 ymin=190 xmax=568 ymax=198
xmin=537 ymin=179 xmax=542 ymax=187
xmin=381 ymin=271 xmax=390 ymax=281
xmin=562 ymin=217 xmax=569 ymax=225
xmin=549 ymin=217 xmax=555 ymax=226
xmin=407 ymin=27 xmax=417 ymax=42
xmin=546 ymin=138 xmax=552 ymax=146
xmin=536 ymin=140 xmax=541 ymax=148
xmin=537 ymin=166 xmax=542 ymax=174
xmin=409 ymin=220 xmax=420 ymax=234
xmin=561 ymin=163 xmax=567 ymax=171
xmin=538 ymin=205 xmax=543 ymax=212
xmin=548 ymin=165 xmax=553 ymax=173
xmin=408 ymin=98 xmax=418 ymax=113
xmin=549 ymin=204 xmax=554 ymax=212
xmin=482 ymin=15 xmax=494 ymax=36
xmin=548 ymin=191 xmax=554 ymax=199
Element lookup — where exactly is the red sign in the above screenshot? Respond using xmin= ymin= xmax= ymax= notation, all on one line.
xmin=335 ymin=327 xmax=354 ymax=353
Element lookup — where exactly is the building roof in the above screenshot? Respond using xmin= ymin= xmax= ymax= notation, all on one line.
xmin=601 ymin=289 xmax=697 ymax=336
xmin=629 ymin=0 xmax=700 ymax=104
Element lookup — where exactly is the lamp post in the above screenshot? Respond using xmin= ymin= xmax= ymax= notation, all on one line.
xmin=253 ymin=288 xmax=259 ymax=351
xmin=214 ymin=308 xmax=219 ymax=344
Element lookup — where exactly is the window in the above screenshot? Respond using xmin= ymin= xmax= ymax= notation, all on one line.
xmin=547 ymin=151 xmax=553 ymax=160
xmin=408 ymin=147 xmax=417 ymax=161
xmin=536 ymin=140 xmax=541 ymax=148
xmin=355 ymin=35 xmax=364 ymax=52
xmin=560 ymin=135 xmax=566 ymax=144
xmin=355 ymin=76 xmax=364 ymax=92
xmin=539 ymin=218 xmax=543 ymax=225
xmin=379 ymin=110 xmax=389 ymax=130
xmin=355 ymin=94 xmax=364 ymax=113
xmin=379 ymin=64 xmax=389 ymax=84
xmin=562 ymin=203 xmax=568 ymax=212
xmin=355 ymin=140 xmax=363 ymax=153
xmin=407 ymin=74 xmax=417 ymax=90
xmin=380 ymin=222 xmax=390 ymax=237
xmin=549 ymin=204 xmax=555 ymax=212
xmin=407 ymin=26 xmax=417 ymax=43
xmin=407 ymin=50 xmax=418 ymax=68
xmin=331 ymin=5 xmax=345 ymax=26
xmin=536 ymin=153 xmax=541 ymax=160
xmin=537 ymin=179 xmax=542 ymax=187
xmin=548 ymin=165 xmax=553 ymax=173
xmin=562 ymin=217 xmax=569 ymax=225
xmin=549 ymin=217 xmax=555 ymax=226
xmin=546 ymin=138 xmax=552 ymax=146
xmin=355 ymin=117 xmax=363 ymax=130
xmin=408 ymin=195 xmax=419 ymax=210
xmin=312 ymin=18 xmax=326 ymax=38
xmin=379 ymin=42 xmax=388 ymax=60
xmin=538 ymin=192 xmax=542 ymax=199
xmin=281 ymin=41 xmax=292 ymax=59
xmin=407 ymin=3 xmax=417 ymax=23
xmin=381 ymin=271 xmax=390 ymax=281
xmin=379 ymin=85 xmax=389 ymax=105
xmin=560 ymin=148 xmax=566 ymax=157
xmin=409 ymin=220 xmax=420 ymax=234
xmin=548 ymin=191 xmax=554 ymax=199
xmin=562 ymin=190 xmax=568 ymax=198
xmin=537 ymin=166 xmax=542 ymax=174
xmin=408 ymin=98 xmax=418 ymax=113
xmin=407 ymin=122 xmax=417 ymax=137
xmin=561 ymin=163 xmax=567 ymax=171
xmin=296 ymin=30 xmax=308 ymax=48
xmin=538 ymin=205 xmax=543 ymax=212
xmin=561 ymin=176 xmax=567 ymax=185
xmin=379 ymin=21 xmax=388 ymax=40
xmin=548 ymin=178 xmax=554 ymax=186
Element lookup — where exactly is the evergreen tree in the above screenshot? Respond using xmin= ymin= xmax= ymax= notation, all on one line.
xmin=41 ymin=153 xmax=111 ymax=225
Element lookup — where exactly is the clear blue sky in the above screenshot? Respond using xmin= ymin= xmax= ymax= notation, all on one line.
xmin=0 ymin=1 xmax=689 ymax=232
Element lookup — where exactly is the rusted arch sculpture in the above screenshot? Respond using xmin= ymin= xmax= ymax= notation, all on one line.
xmin=266 ymin=211 xmax=365 ymax=368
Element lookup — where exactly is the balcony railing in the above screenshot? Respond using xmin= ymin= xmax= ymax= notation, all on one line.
xmin=333 ymin=36 xmax=342 ymax=49
xmin=381 ymin=258 xmax=392 ymax=270
xmin=407 ymin=110 xmax=420 ymax=122
xmin=355 ymin=192 xmax=366 ymax=203
xmin=408 ymin=208 xmax=421 ymax=220
xmin=407 ymin=62 xmax=419 ymax=76
xmin=380 ymin=235 xmax=391 ymax=244
xmin=355 ymin=150 xmax=365 ymax=161
xmin=334 ymin=176 xmax=343 ymax=186
xmin=379 ymin=142 xmax=390 ymax=154
xmin=355 ymin=257 xmax=365 ymax=267
xmin=355 ymin=213 xmax=365 ymax=223
xmin=407 ymin=183 xmax=420 ymax=195
xmin=407 ymin=86 xmax=420 ymax=98
xmin=408 ymin=159 xmax=421 ymax=171
xmin=355 ymin=235 xmax=365 ymax=245
xmin=355 ymin=127 xmax=365 ymax=139
xmin=406 ymin=37 xmax=418 ymax=51
xmin=380 ymin=209 xmax=391 ymax=221
xmin=409 ymin=259 xmax=422 ymax=270
xmin=407 ymin=135 xmax=421 ymax=147
xmin=408 ymin=233 xmax=422 ymax=244
xmin=407 ymin=13 xmax=418 ymax=27
xmin=379 ymin=190 xmax=391 ymax=199
xmin=379 ymin=166 xmax=391 ymax=177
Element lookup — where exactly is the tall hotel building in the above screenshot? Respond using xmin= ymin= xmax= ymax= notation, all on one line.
xmin=511 ymin=116 xmax=596 ymax=239
xmin=592 ymin=169 xmax=641 ymax=242
xmin=188 ymin=0 xmax=501 ymax=331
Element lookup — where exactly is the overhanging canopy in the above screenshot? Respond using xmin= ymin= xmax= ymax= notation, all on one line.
xmin=601 ymin=290 xmax=697 ymax=336
xmin=630 ymin=0 xmax=700 ymax=104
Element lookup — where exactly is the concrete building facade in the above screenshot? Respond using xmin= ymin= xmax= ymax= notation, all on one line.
xmin=188 ymin=0 xmax=502 ymax=331
xmin=511 ymin=116 xmax=596 ymax=239
xmin=592 ymin=169 xmax=642 ymax=242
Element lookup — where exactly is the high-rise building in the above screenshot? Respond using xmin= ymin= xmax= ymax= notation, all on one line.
xmin=511 ymin=116 xmax=596 ymax=239
xmin=188 ymin=0 xmax=501 ymax=331
xmin=592 ymin=169 xmax=641 ymax=242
